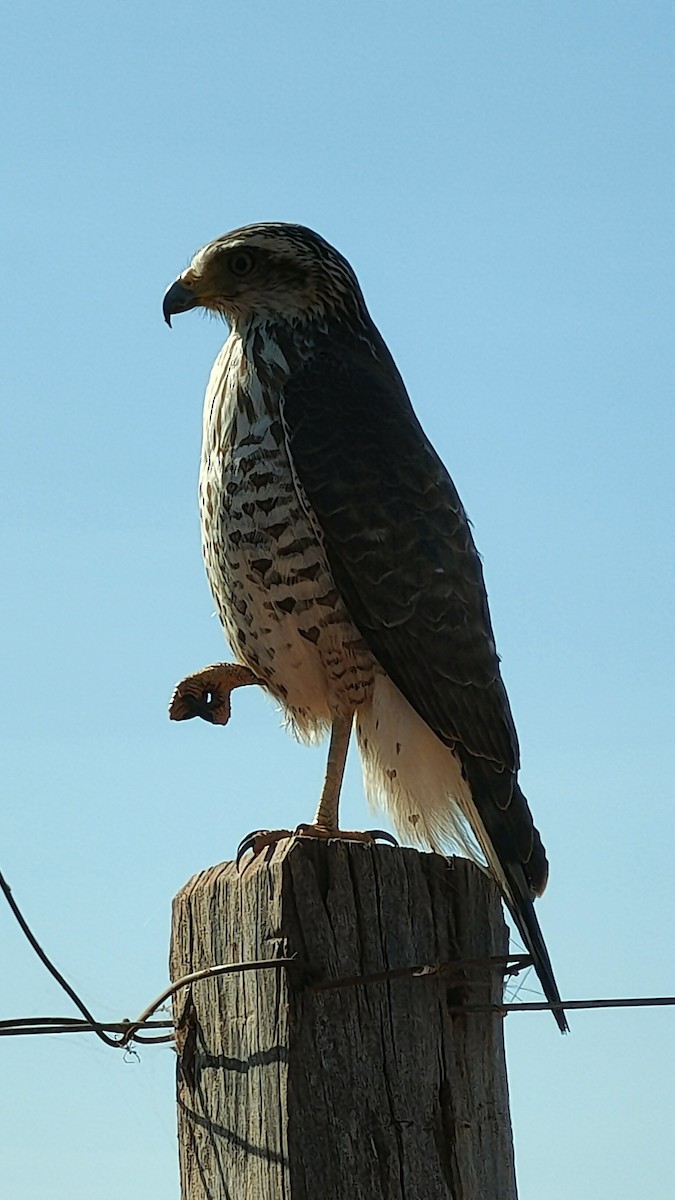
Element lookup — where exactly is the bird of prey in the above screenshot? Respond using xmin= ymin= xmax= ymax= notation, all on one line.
xmin=163 ymin=222 xmax=567 ymax=1031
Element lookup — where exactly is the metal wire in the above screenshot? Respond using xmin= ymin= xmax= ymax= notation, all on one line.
xmin=2 ymin=865 xmax=672 ymax=1050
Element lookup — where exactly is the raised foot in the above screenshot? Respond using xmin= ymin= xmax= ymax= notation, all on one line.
xmin=169 ymin=662 xmax=262 ymax=726
xmin=236 ymin=824 xmax=398 ymax=869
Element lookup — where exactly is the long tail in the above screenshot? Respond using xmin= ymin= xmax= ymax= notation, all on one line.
xmin=462 ymin=769 xmax=569 ymax=1033
xmin=355 ymin=679 xmax=567 ymax=1030
xmin=503 ymin=889 xmax=568 ymax=1033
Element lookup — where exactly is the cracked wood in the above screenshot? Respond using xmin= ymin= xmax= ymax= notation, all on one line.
xmin=170 ymin=841 xmax=518 ymax=1200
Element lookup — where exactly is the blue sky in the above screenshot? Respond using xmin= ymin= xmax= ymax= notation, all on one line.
xmin=1 ymin=2 xmax=673 ymax=1196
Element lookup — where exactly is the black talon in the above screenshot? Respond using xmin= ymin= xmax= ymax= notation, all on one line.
xmin=365 ymin=829 xmax=399 ymax=846
xmin=235 ymin=830 xmax=269 ymax=869
xmin=190 ymin=690 xmax=224 ymax=722
xmin=234 ymin=826 xmax=396 ymax=870
xmin=172 ymin=689 xmax=221 ymax=722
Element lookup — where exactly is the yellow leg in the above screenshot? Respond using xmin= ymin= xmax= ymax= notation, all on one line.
xmin=312 ymin=711 xmax=354 ymax=830
xmin=233 ymin=710 xmax=398 ymax=866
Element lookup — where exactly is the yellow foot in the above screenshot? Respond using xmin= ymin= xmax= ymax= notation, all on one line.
xmin=236 ymin=824 xmax=398 ymax=869
xmin=169 ymin=662 xmax=262 ymax=726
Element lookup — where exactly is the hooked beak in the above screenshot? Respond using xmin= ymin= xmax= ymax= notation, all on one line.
xmin=163 ymin=279 xmax=201 ymax=327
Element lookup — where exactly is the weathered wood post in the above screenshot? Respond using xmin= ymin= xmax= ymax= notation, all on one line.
xmin=170 ymin=840 xmax=517 ymax=1199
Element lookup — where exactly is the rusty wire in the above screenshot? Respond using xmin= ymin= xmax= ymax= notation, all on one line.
xmin=1 ymin=866 xmax=672 ymax=1050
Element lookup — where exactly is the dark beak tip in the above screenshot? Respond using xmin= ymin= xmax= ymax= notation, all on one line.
xmin=163 ymin=279 xmax=199 ymax=326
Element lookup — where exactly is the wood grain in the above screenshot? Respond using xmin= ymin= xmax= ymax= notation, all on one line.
xmin=170 ymin=841 xmax=517 ymax=1199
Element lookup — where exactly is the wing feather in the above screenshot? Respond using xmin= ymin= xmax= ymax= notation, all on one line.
xmin=282 ymin=338 xmax=518 ymax=771
xmin=281 ymin=336 xmax=567 ymax=1031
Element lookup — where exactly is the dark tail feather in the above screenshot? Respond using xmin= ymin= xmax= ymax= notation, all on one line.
xmin=461 ymin=762 xmax=568 ymax=1032
xmin=506 ymin=892 xmax=569 ymax=1033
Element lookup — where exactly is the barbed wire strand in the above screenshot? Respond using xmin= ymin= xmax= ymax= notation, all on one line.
xmin=1 ymin=866 xmax=672 ymax=1050
xmin=1 ymin=1021 xmax=162 ymax=1042
xmin=449 ymin=996 xmax=675 ymax=1016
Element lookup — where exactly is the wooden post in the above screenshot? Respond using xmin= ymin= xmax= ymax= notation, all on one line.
xmin=170 ymin=840 xmax=517 ymax=1199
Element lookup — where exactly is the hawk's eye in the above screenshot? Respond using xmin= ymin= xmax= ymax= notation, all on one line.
xmin=228 ymin=250 xmax=256 ymax=278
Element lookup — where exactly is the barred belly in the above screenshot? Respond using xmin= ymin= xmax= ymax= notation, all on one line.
xmin=199 ymin=336 xmax=375 ymax=739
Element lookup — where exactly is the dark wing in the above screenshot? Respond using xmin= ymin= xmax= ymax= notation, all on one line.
xmin=282 ymin=334 xmax=567 ymax=1031
xmin=284 ymin=341 xmax=517 ymax=762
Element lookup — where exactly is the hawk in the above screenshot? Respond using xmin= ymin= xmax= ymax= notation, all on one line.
xmin=163 ymin=223 xmax=567 ymax=1031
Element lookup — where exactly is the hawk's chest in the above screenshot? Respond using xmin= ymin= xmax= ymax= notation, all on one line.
xmin=199 ymin=336 xmax=312 ymax=597
xmin=197 ymin=334 xmax=371 ymax=721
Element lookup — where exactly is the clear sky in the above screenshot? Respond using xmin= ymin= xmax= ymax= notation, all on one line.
xmin=1 ymin=2 xmax=673 ymax=1197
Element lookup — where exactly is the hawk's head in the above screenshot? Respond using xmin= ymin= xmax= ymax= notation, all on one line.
xmin=163 ymin=223 xmax=367 ymax=329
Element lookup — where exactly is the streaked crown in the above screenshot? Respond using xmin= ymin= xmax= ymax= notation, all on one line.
xmin=164 ymin=222 xmax=369 ymax=327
